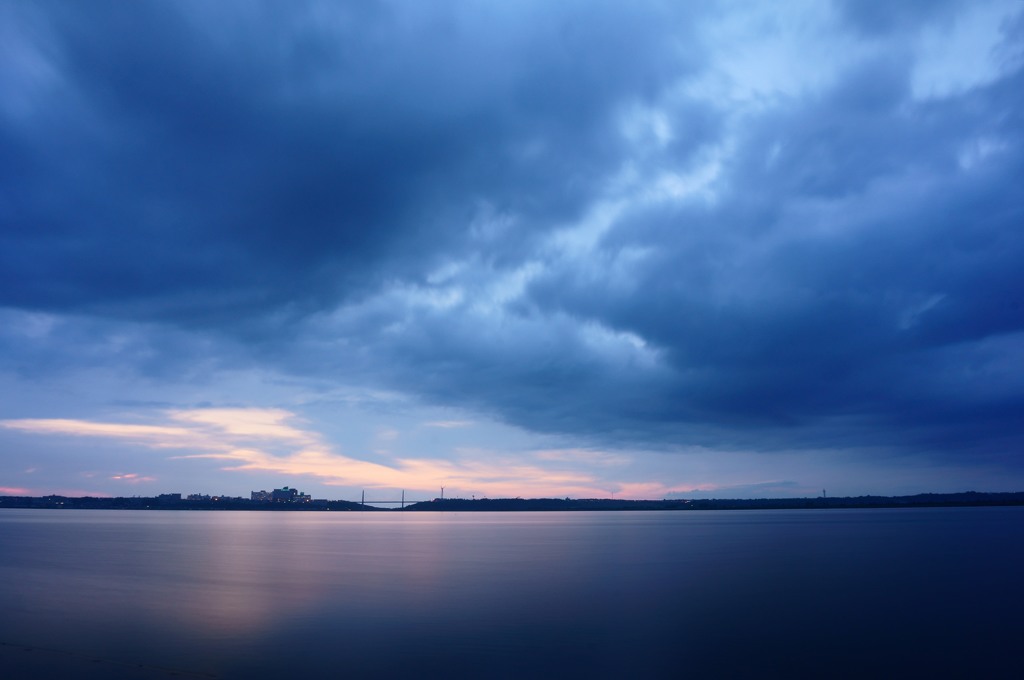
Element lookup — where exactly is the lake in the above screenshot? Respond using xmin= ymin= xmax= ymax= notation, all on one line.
xmin=1 ymin=507 xmax=1021 ymax=678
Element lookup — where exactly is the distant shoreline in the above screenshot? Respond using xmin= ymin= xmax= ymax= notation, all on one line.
xmin=2 ymin=491 xmax=1023 ymax=512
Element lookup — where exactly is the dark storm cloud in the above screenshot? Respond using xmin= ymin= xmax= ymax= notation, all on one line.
xmin=513 ymin=41 xmax=1024 ymax=453
xmin=0 ymin=0 xmax=703 ymax=325
xmin=2 ymin=1 xmax=1022 ymax=464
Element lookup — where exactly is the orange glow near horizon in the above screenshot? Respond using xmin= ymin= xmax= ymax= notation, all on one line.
xmin=0 ymin=409 xmax=705 ymax=498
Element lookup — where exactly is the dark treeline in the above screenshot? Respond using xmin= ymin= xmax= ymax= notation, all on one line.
xmin=405 ymin=492 xmax=1024 ymax=511
xmin=1 ymin=491 xmax=1023 ymax=511
xmin=0 ymin=496 xmax=371 ymax=511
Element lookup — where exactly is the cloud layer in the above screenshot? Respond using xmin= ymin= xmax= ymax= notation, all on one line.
xmin=2 ymin=1 xmax=1023 ymax=496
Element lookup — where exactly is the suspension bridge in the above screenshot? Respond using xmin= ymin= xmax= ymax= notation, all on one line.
xmin=355 ymin=489 xmax=442 ymax=509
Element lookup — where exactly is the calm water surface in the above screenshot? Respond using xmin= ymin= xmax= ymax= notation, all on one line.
xmin=1 ymin=508 xmax=1021 ymax=678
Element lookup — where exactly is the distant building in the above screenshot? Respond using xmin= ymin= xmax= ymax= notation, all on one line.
xmin=272 ymin=486 xmax=298 ymax=503
xmin=248 ymin=486 xmax=313 ymax=503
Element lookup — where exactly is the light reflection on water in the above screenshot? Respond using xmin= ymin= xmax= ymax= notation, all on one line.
xmin=1 ymin=508 xmax=1022 ymax=678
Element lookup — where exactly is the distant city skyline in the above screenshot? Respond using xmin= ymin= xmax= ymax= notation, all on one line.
xmin=2 ymin=1 xmax=1023 ymax=500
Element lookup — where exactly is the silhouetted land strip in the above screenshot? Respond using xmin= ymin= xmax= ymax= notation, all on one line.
xmin=0 ymin=496 xmax=371 ymax=511
xmin=2 ymin=491 xmax=1023 ymax=511
xmin=409 ymin=492 xmax=1024 ymax=511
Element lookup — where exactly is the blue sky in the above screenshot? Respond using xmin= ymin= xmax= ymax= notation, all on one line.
xmin=2 ymin=0 xmax=1022 ymax=500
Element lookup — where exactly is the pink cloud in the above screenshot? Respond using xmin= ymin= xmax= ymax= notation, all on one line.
xmin=0 ymin=486 xmax=32 ymax=495
xmin=110 ymin=473 xmax=157 ymax=483
xmin=0 ymin=486 xmax=113 ymax=497
xmin=423 ymin=420 xmax=473 ymax=429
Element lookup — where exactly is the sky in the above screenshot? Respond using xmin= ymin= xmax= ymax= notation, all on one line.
xmin=1 ymin=0 xmax=1023 ymax=501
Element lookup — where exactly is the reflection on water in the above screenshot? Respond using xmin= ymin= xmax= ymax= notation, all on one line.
xmin=1 ymin=508 xmax=1022 ymax=678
